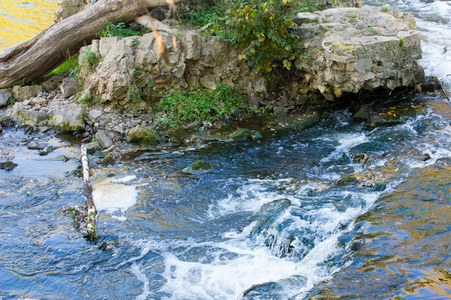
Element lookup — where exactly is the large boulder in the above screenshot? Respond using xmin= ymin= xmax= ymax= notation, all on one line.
xmin=48 ymin=104 xmax=87 ymax=131
xmin=126 ymin=125 xmax=161 ymax=144
xmin=294 ymin=6 xmax=423 ymax=99
xmin=12 ymin=85 xmax=43 ymax=102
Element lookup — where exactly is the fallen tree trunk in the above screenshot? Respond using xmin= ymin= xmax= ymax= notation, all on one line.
xmin=0 ymin=0 xmax=186 ymax=89
xmin=81 ymin=144 xmax=97 ymax=241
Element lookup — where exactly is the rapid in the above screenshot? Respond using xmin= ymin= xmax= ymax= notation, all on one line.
xmin=0 ymin=0 xmax=451 ymax=299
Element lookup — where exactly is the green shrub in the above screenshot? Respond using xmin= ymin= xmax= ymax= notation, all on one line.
xmin=98 ymin=21 xmax=141 ymax=38
xmin=179 ymin=5 xmax=223 ymax=29
xmin=215 ymin=0 xmax=305 ymax=76
xmin=157 ymin=84 xmax=245 ymax=127
xmin=381 ymin=6 xmax=389 ymax=13
xmin=80 ymin=47 xmax=99 ymax=72
xmin=399 ymin=37 xmax=404 ymax=47
xmin=125 ymin=69 xmax=156 ymax=111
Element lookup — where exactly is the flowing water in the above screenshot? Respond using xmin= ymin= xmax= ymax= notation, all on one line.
xmin=1 ymin=1 xmax=451 ymax=299
xmin=0 ymin=0 xmax=57 ymax=50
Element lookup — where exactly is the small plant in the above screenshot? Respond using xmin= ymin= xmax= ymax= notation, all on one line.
xmin=130 ymin=37 xmax=140 ymax=47
xmin=381 ymin=6 xmax=389 ymax=12
xmin=346 ymin=14 xmax=357 ymax=19
xmin=98 ymin=21 xmax=141 ymax=38
xmin=80 ymin=47 xmax=99 ymax=72
xmin=157 ymin=84 xmax=245 ymax=127
xmin=179 ymin=5 xmax=223 ymax=29
xmin=125 ymin=69 xmax=156 ymax=111
xmin=399 ymin=37 xmax=404 ymax=47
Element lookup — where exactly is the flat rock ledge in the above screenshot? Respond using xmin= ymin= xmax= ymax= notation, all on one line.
xmin=294 ymin=5 xmax=423 ymax=100
xmin=77 ymin=5 xmax=423 ymax=108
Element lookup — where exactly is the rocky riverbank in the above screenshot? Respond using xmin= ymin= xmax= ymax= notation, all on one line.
xmin=0 ymin=1 xmax=443 ymax=165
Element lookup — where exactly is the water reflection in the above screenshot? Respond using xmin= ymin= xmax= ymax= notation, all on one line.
xmin=0 ymin=0 xmax=57 ymax=50
xmin=308 ymin=161 xmax=451 ymax=299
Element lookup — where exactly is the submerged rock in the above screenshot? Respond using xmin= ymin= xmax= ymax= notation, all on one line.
xmin=0 ymin=160 xmax=18 ymax=171
xmin=295 ymin=114 xmax=320 ymax=130
xmin=182 ymin=160 xmax=213 ymax=174
xmin=229 ymin=128 xmax=252 ymax=141
xmin=101 ymin=154 xmax=115 ymax=166
xmin=421 ymin=76 xmax=441 ymax=92
xmin=337 ymin=174 xmax=358 ymax=186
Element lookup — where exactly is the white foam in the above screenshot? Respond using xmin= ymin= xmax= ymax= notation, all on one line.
xmin=320 ymin=133 xmax=368 ymax=163
xmin=130 ymin=263 xmax=151 ymax=300
xmin=92 ymin=178 xmax=138 ymax=215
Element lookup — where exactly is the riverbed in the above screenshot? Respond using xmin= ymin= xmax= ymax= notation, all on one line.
xmin=1 ymin=0 xmax=451 ymax=299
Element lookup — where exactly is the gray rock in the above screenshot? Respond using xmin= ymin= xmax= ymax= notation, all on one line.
xmin=49 ymin=104 xmax=86 ymax=132
xmin=42 ymin=76 xmax=64 ymax=92
xmin=12 ymin=85 xmax=43 ymax=102
xmin=293 ymin=12 xmax=320 ymax=25
xmin=27 ymin=142 xmax=49 ymax=150
xmin=0 ymin=90 xmax=10 ymax=107
xmin=84 ymin=141 xmax=101 ymax=154
xmin=13 ymin=109 xmax=50 ymax=125
xmin=150 ymin=6 xmax=167 ymax=21
xmin=54 ymin=0 xmax=89 ymax=23
xmin=60 ymin=77 xmax=78 ymax=98
xmin=95 ymin=130 xmax=113 ymax=148
xmin=182 ymin=32 xmax=202 ymax=60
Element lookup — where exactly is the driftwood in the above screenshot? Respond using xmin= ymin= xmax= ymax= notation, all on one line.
xmin=81 ymin=144 xmax=97 ymax=241
xmin=0 ymin=0 xmax=186 ymax=89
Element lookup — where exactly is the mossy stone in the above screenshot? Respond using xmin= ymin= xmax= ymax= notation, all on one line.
xmin=182 ymin=160 xmax=213 ymax=174
xmin=127 ymin=125 xmax=161 ymax=145
xmin=337 ymin=174 xmax=358 ymax=186
xmin=229 ymin=128 xmax=251 ymax=141
xmin=295 ymin=115 xmax=320 ymax=130
xmin=101 ymin=154 xmax=115 ymax=166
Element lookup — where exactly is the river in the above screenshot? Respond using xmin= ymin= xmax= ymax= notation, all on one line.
xmin=0 ymin=1 xmax=451 ymax=299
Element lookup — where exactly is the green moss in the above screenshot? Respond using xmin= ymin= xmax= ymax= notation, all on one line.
xmin=337 ymin=174 xmax=358 ymax=186
xmin=182 ymin=160 xmax=214 ymax=174
xmin=229 ymin=128 xmax=252 ymax=141
xmin=101 ymin=154 xmax=115 ymax=166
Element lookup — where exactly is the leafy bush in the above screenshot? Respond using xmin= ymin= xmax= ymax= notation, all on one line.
xmin=157 ymin=84 xmax=245 ymax=127
xmin=125 ymin=69 xmax=156 ymax=111
xmin=98 ymin=21 xmax=141 ymax=38
xmin=215 ymin=0 xmax=304 ymax=76
xmin=179 ymin=5 xmax=223 ymax=29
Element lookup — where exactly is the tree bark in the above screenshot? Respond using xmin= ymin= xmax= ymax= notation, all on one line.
xmin=0 ymin=0 xmax=186 ymax=89
xmin=81 ymin=144 xmax=97 ymax=241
